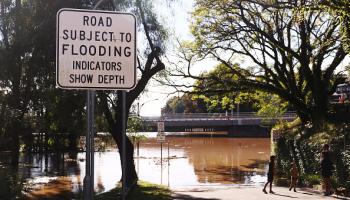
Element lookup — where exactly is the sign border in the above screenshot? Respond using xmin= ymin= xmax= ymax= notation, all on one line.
xmin=56 ymin=8 xmax=137 ymax=90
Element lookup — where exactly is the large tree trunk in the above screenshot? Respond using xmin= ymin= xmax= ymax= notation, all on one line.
xmin=309 ymin=79 xmax=329 ymax=128
xmin=113 ymin=91 xmax=138 ymax=188
xmin=111 ymin=124 xmax=138 ymax=188
xmin=98 ymin=90 xmax=139 ymax=189
xmin=310 ymin=108 xmax=327 ymax=129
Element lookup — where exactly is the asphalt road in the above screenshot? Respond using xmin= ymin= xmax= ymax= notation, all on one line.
xmin=172 ymin=185 xmax=350 ymax=200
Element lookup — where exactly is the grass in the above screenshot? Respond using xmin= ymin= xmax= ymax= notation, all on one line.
xmin=95 ymin=181 xmax=172 ymax=200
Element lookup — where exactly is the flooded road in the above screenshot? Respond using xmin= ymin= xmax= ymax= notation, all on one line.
xmin=2 ymin=134 xmax=271 ymax=198
xmin=137 ymin=137 xmax=270 ymax=187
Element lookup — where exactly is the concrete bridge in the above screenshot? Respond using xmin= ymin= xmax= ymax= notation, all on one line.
xmin=140 ymin=112 xmax=297 ymax=137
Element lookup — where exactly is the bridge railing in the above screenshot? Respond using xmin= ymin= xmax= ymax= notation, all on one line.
xmin=141 ymin=111 xmax=297 ymax=121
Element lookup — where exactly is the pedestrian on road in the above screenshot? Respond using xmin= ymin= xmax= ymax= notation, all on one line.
xmin=289 ymin=161 xmax=299 ymax=192
xmin=321 ymin=144 xmax=334 ymax=196
xmin=263 ymin=155 xmax=275 ymax=194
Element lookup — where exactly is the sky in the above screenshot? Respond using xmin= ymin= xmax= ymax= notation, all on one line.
xmin=137 ymin=0 xmax=197 ymax=117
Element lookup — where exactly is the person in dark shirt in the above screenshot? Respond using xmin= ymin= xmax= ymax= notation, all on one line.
xmin=321 ymin=144 xmax=333 ymax=196
xmin=263 ymin=155 xmax=275 ymax=194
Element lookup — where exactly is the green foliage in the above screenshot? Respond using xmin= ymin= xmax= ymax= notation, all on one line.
xmin=191 ymin=64 xmax=239 ymax=112
xmin=328 ymin=103 xmax=350 ymax=123
xmin=302 ymin=174 xmax=321 ymax=187
xmin=47 ymin=138 xmax=55 ymax=146
xmin=184 ymin=64 xmax=258 ymax=113
xmin=127 ymin=117 xmax=147 ymax=143
xmin=162 ymin=94 xmax=207 ymax=114
xmin=171 ymin=60 xmax=291 ymax=115
xmin=274 ymin=122 xmax=350 ymax=189
xmin=0 ymin=169 xmax=23 ymax=199
xmin=275 ymin=177 xmax=289 ymax=187
xmin=165 ymin=61 xmax=291 ymax=115
xmin=275 ymin=136 xmax=293 ymax=176
xmin=127 ymin=117 xmax=144 ymax=133
xmin=0 ymin=92 xmax=10 ymax=149
xmin=274 ymin=118 xmax=302 ymax=132
xmin=0 ymin=0 xmax=86 ymax=153
xmin=254 ymin=93 xmax=289 ymax=119
xmin=307 ymin=0 xmax=350 ymax=53
xmin=95 ymin=181 xmax=172 ymax=200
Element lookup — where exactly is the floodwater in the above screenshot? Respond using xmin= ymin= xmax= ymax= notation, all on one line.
xmin=2 ymin=133 xmax=271 ymax=198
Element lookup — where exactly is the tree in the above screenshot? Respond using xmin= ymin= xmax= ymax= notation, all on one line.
xmin=0 ymin=0 xmax=83 ymax=166
xmin=0 ymin=0 xmax=34 ymax=167
xmin=254 ymin=92 xmax=289 ymax=121
xmin=190 ymin=63 xmax=289 ymax=115
xmin=162 ymin=96 xmax=185 ymax=113
xmin=0 ymin=90 xmax=10 ymax=150
xmin=27 ymin=0 xmax=85 ymax=153
xmin=162 ymin=94 xmax=207 ymax=114
xmin=90 ymin=0 xmax=168 ymax=188
xmin=191 ymin=63 xmax=253 ymax=113
xmin=127 ymin=116 xmax=146 ymax=157
xmin=188 ymin=0 xmax=348 ymax=128
xmin=315 ymin=0 xmax=350 ymax=52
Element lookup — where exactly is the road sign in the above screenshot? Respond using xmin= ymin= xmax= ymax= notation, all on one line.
xmin=56 ymin=8 xmax=136 ymax=90
xmin=157 ymin=121 xmax=165 ymax=142
xmin=157 ymin=132 xmax=165 ymax=142
xmin=157 ymin=121 xmax=164 ymax=132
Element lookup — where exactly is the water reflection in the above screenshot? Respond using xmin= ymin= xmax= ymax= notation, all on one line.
xmin=138 ymin=137 xmax=270 ymax=187
xmin=1 ymin=135 xmax=271 ymax=198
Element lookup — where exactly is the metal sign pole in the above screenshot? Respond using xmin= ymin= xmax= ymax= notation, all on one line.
xmin=161 ymin=142 xmax=163 ymax=165
xmin=83 ymin=91 xmax=90 ymax=200
xmin=84 ymin=90 xmax=95 ymax=200
xmin=83 ymin=2 xmax=102 ymax=198
xmin=161 ymin=141 xmax=163 ymax=184
xmin=121 ymin=90 xmax=127 ymax=200
xmin=90 ymin=90 xmax=95 ymax=199
xmin=167 ymin=142 xmax=170 ymax=187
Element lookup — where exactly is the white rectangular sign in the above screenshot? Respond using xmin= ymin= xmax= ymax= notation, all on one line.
xmin=157 ymin=121 xmax=164 ymax=133
xmin=56 ymin=9 xmax=136 ymax=90
xmin=156 ymin=132 xmax=165 ymax=142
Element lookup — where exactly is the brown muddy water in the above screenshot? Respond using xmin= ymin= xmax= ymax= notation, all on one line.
xmin=2 ymin=133 xmax=271 ymax=199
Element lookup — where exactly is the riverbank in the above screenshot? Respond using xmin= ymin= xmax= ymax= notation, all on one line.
xmin=95 ymin=181 xmax=171 ymax=200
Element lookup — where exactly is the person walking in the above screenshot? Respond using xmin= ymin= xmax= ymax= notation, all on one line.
xmin=321 ymin=144 xmax=334 ymax=196
xmin=289 ymin=161 xmax=299 ymax=192
xmin=263 ymin=155 xmax=275 ymax=194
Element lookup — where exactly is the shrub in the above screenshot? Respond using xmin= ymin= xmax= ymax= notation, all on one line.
xmin=275 ymin=177 xmax=289 ymax=187
xmin=302 ymin=174 xmax=321 ymax=187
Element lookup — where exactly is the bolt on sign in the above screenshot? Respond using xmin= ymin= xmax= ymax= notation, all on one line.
xmin=56 ymin=9 xmax=136 ymax=90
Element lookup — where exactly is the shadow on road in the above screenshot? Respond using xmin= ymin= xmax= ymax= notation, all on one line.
xmin=270 ymin=192 xmax=298 ymax=198
xmin=299 ymin=192 xmax=315 ymax=196
xmin=173 ymin=193 xmax=220 ymax=200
